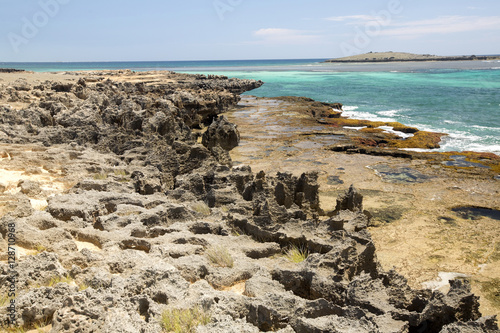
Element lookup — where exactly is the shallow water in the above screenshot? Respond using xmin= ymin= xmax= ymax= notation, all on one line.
xmin=3 ymin=59 xmax=499 ymax=153
xmin=368 ymin=164 xmax=431 ymax=184
xmin=452 ymin=206 xmax=500 ymax=221
xmin=442 ymin=155 xmax=490 ymax=168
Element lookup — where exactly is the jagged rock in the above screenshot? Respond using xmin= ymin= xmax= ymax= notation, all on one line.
xmin=420 ymin=279 xmax=482 ymax=331
xmin=0 ymin=72 xmax=495 ymax=333
xmin=440 ymin=316 xmax=500 ymax=332
xmin=244 ymin=270 xmax=287 ymax=297
xmin=202 ymin=115 xmax=240 ymax=151
xmin=50 ymin=291 xmax=161 ymax=332
xmin=14 ymin=284 xmax=78 ymax=327
xmin=294 ymin=314 xmax=379 ymax=332
xmin=202 ymin=115 xmax=240 ymax=165
xmin=0 ymin=252 xmax=67 ymax=293
xmin=274 ymin=172 xmax=321 ymax=214
xmin=335 ymin=184 xmax=363 ymax=212
xmin=18 ymin=179 xmax=42 ymax=196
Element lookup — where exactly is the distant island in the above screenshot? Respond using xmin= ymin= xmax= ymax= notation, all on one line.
xmin=325 ymin=51 xmax=500 ymax=63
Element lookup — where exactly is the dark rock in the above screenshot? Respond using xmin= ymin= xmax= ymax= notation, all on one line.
xmin=0 ymin=68 xmax=25 ymax=73
xmin=440 ymin=316 xmax=500 ymax=333
xmin=202 ymin=115 xmax=240 ymax=151
xmin=335 ymin=184 xmax=363 ymax=212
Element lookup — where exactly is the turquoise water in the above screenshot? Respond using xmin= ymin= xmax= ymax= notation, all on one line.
xmin=1 ymin=59 xmax=499 ymax=153
xmin=201 ymin=69 xmax=500 ymax=154
xmin=0 ymin=59 xmax=325 ymax=73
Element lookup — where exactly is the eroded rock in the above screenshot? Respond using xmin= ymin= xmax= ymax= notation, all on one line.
xmin=0 ymin=72 xmax=495 ymax=332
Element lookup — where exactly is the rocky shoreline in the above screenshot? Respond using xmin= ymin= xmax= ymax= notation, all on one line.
xmin=0 ymin=71 xmax=498 ymax=332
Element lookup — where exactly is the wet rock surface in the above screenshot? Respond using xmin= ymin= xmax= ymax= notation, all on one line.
xmin=0 ymin=72 xmax=497 ymax=332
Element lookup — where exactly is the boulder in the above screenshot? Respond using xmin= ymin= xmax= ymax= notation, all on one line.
xmin=202 ymin=115 xmax=240 ymax=151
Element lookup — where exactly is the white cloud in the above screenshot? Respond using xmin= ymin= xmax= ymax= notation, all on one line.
xmin=325 ymin=15 xmax=382 ymax=23
xmin=252 ymin=28 xmax=322 ymax=44
xmin=379 ymin=15 xmax=500 ymax=38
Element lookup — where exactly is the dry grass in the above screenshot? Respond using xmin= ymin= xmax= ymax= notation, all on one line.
xmin=206 ymin=245 xmax=234 ymax=268
xmin=113 ymin=169 xmax=127 ymax=176
xmin=191 ymin=202 xmax=211 ymax=216
xmin=47 ymin=275 xmax=74 ymax=287
xmin=160 ymin=307 xmax=211 ymax=333
xmin=0 ymin=318 xmax=52 ymax=333
xmin=33 ymin=244 xmax=47 ymax=255
xmin=285 ymin=245 xmax=309 ymax=263
xmin=78 ymin=282 xmax=89 ymax=291
xmin=0 ymin=292 xmax=12 ymax=306
xmin=30 ymin=274 xmax=79 ymax=289
xmin=0 ymin=326 xmax=26 ymax=333
xmin=92 ymin=173 xmax=108 ymax=180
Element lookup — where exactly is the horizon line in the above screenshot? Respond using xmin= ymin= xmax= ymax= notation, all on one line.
xmin=0 ymin=57 xmax=331 ymax=64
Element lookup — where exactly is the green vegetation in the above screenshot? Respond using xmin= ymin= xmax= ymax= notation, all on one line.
xmin=285 ymin=244 xmax=309 ymax=263
xmin=206 ymin=245 xmax=234 ymax=268
xmin=160 ymin=307 xmax=211 ymax=333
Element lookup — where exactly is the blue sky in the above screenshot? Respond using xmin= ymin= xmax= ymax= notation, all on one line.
xmin=1 ymin=0 xmax=500 ymax=62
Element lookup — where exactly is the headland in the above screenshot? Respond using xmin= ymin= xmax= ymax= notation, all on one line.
xmin=325 ymin=51 xmax=500 ymax=63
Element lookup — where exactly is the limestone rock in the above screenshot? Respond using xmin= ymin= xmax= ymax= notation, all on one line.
xmin=0 ymin=72 xmax=494 ymax=332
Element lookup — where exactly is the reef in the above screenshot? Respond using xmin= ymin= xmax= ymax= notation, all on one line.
xmin=0 ymin=71 xmax=497 ymax=332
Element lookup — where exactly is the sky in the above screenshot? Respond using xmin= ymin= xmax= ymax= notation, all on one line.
xmin=1 ymin=0 xmax=500 ymax=62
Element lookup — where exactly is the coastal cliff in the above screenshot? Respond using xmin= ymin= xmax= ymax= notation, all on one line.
xmin=0 ymin=71 xmax=497 ymax=332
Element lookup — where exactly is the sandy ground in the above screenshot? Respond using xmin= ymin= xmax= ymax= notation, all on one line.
xmin=0 ymin=71 xmax=77 ymax=88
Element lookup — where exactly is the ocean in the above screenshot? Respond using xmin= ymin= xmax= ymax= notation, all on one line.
xmin=1 ymin=59 xmax=499 ymax=154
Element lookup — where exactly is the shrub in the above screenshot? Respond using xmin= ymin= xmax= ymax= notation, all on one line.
xmin=191 ymin=202 xmax=211 ymax=216
xmin=206 ymin=245 xmax=234 ymax=268
xmin=285 ymin=245 xmax=309 ymax=263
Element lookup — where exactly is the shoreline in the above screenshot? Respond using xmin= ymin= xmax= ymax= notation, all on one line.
xmin=0 ymin=70 xmax=498 ymax=330
xmin=226 ymin=95 xmax=500 ymax=318
xmin=2 ymin=69 xmax=498 ymax=157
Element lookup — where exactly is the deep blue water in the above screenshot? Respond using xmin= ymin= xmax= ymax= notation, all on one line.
xmin=1 ymin=59 xmax=499 ymax=153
